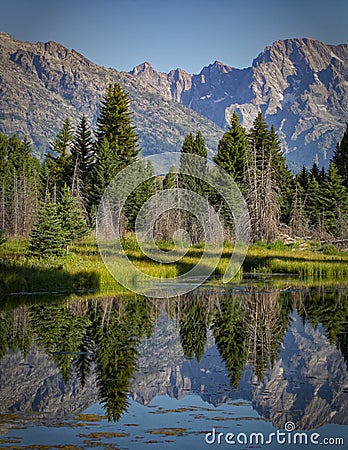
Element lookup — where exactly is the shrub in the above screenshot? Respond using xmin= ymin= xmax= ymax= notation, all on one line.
xmin=321 ymin=243 xmax=339 ymax=255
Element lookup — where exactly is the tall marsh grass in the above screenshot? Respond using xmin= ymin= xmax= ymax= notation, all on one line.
xmin=1 ymin=234 xmax=348 ymax=294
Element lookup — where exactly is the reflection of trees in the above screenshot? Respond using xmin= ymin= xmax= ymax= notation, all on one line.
xmin=242 ymin=291 xmax=291 ymax=380
xmin=0 ymin=305 xmax=31 ymax=359
xmin=296 ymin=288 xmax=348 ymax=368
xmin=11 ymin=296 xmax=154 ymax=421
xmin=30 ymin=303 xmax=90 ymax=383
xmin=92 ymin=297 xmax=153 ymax=421
xmin=28 ymin=296 xmax=153 ymax=421
xmin=212 ymin=296 xmax=247 ymax=388
xmin=212 ymin=290 xmax=292 ymax=386
xmin=1 ymin=286 xmax=347 ymax=420
xmin=178 ymin=293 xmax=210 ymax=362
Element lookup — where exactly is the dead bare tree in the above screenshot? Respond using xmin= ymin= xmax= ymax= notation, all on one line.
xmin=245 ymin=141 xmax=280 ymax=242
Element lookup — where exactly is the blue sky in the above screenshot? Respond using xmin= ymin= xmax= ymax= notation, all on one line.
xmin=1 ymin=0 xmax=348 ymax=74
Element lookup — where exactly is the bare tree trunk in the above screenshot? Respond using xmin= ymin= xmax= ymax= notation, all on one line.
xmin=0 ymin=178 xmax=5 ymax=230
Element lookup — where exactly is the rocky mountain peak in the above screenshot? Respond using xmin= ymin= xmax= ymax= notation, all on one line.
xmin=253 ymin=37 xmax=347 ymax=73
xmin=201 ymin=60 xmax=234 ymax=75
xmin=127 ymin=36 xmax=347 ymax=168
xmin=131 ymin=61 xmax=156 ymax=76
xmin=1 ymin=33 xmax=347 ymax=168
xmin=0 ymin=32 xmax=223 ymax=159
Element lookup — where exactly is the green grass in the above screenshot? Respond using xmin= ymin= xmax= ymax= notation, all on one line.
xmin=244 ymin=243 xmax=348 ymax=279
xmin=1 ymin=235 xmax=348 ymax=295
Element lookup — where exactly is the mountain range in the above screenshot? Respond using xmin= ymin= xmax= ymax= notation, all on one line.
xmin=0 ymin=32 xmax=347 ymax=168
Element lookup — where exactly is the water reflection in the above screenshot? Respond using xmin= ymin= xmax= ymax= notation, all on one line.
xmin=0 ymin=285 xmax=347 ymax=434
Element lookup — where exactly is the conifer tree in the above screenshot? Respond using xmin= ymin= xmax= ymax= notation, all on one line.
xmin=91 ymin=83 xmax=140 ymax=210
xmin=214 ymin=111 xmax=247 ymax=186
xmin=297 ymin=166 xmax=308 ymax=191
xmin=71 ymin=115 xmax=95 ymax=204
xmin=179 ymin=131 xmax=208 ymax=195
xmin=44 ymin=118 xmax=74 ymax=196
xmin=179 ymin=132 xmax=195 ymax=192
xmin=310 ymin=162 xmax=320 ymax=181
xmin=96 ymin=83 xmax=139 ymax=168
xmin=89 ymin=137 xmax=116 ymax=208
xmin=71 ymin=115 xmax=95 ymax=176
xmin=177 ymin=131 xmax=211 ymax=242
xmin=332 ymin=123 xmax=348 ymax=188
xmin=318 ymin=163 xmax=348 ymax=236
xmin=57 ymin=185 xmax=88 ymax=252
xmin=29 ymin=198 xmax=66 ymax=256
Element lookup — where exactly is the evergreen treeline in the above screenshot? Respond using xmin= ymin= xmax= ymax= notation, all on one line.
xmin=0 ymin=83 xmax=154 ymax=254
xmin=174 ymin=113 xmax=348 ymax=243
xmin=1 ymin=80 xmax=348 ymax=250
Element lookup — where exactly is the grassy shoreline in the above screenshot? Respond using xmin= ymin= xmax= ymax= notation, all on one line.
xmin=1 ymin=234 xmax=348 ymax=295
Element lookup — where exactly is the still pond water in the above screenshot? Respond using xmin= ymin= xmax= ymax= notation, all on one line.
xmin=0 ymin=282 xmax=348 ymax=449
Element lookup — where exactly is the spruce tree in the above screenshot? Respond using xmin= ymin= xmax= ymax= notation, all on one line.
xmin=29 ymin=199 xmax=66 ymax=257
xmin=179 ymin=131 xmax=208 ymax=195
xmin=213 ymin=111 xmax=247 ymax=186
xmin=57 ymin=185 xmax=88 ymax=250
xmin=318 ymin=163 xmax=348 ymax=236
xmin=310 ymin=162 xmax=320 ymax=181
xmin=332 ymin=123 xmax=348 ymax=188
xmin=297 ymin=166 xmax=308 ymax=191
xmin=71 ymin=115 xmax=95 ymax=176
xmin=91 ymin=83 xmax=140 ymax=210
xmin=71 ymin=115 xmax=95 ymax=203
xmin=96 ymin=83 xmax=139 ymax=169
xmin=44 ymin=118 xmax=74 ymax=195
xmin=178 ymin=131 xmax=210 ymax=242
xmin=89 ymin=137 xmax=116 ymax=207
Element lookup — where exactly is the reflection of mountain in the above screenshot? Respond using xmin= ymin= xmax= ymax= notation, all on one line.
xmin=130 ymin=310 xmax=348 ymax=430
xmin=253 ymin=314 xmax=348 ymax=429
xmin=0 ymin=291 xmax=347 ymax=433
xmin=0 ymin=346 xmax=98 ymax=436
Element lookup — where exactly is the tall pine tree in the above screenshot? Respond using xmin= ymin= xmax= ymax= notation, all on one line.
xmin=332 ymin=123 xmax=348 ymax=188
xmin=213 ymin=111 xmax=247 ymax=186
xmin=91 ymin=83 xmax=140 ymax=210
xmin=44 ymin=118 xmax=74 ymax=197
xmin=71 ymin=115 xmax=95 ymax=206
xmin=318 ymin=163 xmax=348 ymax=236
xmin=179 ymin=131 xmax=208 ymax=196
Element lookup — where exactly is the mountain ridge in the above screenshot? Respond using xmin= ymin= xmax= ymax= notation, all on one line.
xmin=0 ymin=33 xmax=347 ymax=167
xmin=0 ymin=32 xmax=223 ymax=159
xmin=131 ymin=37 xmax=348 ymax=167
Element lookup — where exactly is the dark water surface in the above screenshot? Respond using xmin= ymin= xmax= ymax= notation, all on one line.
xmin=0 ymin=284 xmax=347 ymax=449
